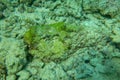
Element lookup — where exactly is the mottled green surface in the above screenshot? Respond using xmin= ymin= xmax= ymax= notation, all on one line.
xmin=0 ymin=0 xmax=120 ymax=80
xmin=24 ymin=22 xmax=81 ymax=62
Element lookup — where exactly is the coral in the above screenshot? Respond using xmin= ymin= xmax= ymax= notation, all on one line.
xmin=110 ymin=29 xmax=120 ymax=43
xmin=24 ymin=22 xmax=80 ymax=62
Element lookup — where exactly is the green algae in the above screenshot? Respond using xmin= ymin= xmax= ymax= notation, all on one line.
xmin=24 ymin=22 xmax=81 ymax=62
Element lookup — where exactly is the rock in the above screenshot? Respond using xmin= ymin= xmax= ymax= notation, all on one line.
xmin=6 ymin=75 xmax=16 ymax=80
xmin=111 ymin=57 xmax=120 ymax=73
xmin=3 ymin=38 xmax=27 ymax=75
xmin=83 ymin=0 xmax=120 ymax=17
xmin=0 ymin=11 xmax=4 ymax=19
xmin=0 ymin=2 xmax=6 ymax=11
xmin=17 ymin=70 xmax=30 ymax=80
xmin=39 ymin=62 xmax=70 ymax=80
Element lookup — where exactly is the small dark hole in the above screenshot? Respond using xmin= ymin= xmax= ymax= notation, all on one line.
xmin=84 ymin=60 xmax=90 ymax=63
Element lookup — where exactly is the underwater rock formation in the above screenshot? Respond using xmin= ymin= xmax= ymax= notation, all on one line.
xmin=0 ymin=0 xmax=120 ymax=80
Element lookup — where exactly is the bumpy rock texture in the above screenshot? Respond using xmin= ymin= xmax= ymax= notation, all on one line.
xmin=0 ymin=0 xmax=120 ymax=80
xmin=83 ymin=0 xmax=120 ymax=17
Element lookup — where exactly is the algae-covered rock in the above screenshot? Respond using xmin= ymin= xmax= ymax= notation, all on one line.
xmin=83 ymin=0 xmax=120 ymax=17
xmin=110 ymin=29 xmax=120 ymax=43
xmin=111 ymin=57 xmax=120 ymax=74
xmin=0 ymin=37 xmax=27 ymax=80
xmin=39 ymin=62 xmax=70 ymax=80
xmin=24 ymin=22 xmax=80 ymax=62
xmin=4 ymin=38 xmax=27 ymax=75
xmin=110 ymin=28 xmax=120 ymax=49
